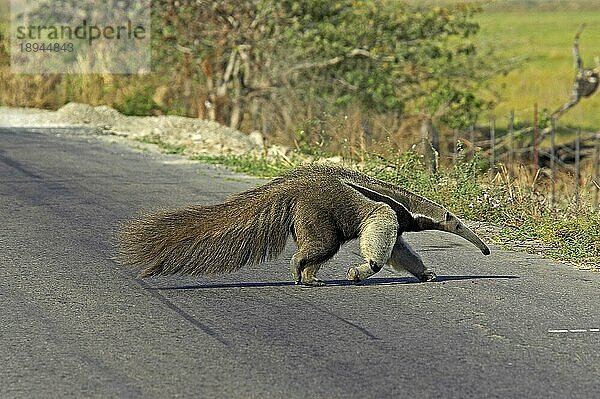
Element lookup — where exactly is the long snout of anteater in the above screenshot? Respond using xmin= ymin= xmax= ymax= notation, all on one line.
xmin=442 ymin=221 xmax=491 ymax=255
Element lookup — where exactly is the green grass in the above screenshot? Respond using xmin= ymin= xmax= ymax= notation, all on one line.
xmin=135 ymin=135 xmax=186 ymax=154
xmin=189 ymin=154 xmax=295 ymax=177
xmin=513 ymin=216 xmax=600 ymax=265
xmin=476 ymin=10 xmax=600 ymax=130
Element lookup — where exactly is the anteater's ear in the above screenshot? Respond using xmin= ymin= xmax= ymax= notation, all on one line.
xmin=343 ymin=181 xmax=412 ymax=221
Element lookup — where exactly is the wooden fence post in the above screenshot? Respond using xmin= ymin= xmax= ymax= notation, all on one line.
xmin=533 ymin=103 xmax=539 ymax=171
xmin=490 ymin=117 xmax=496 ymax=179
xmin=508 ymin=110 xmax=515 ymax=168
xmin=453 ymin=129 xmax=458 ymax=165
xmin=594 ymin=135 xmax=600 ymax=211
xmin=575 ymin=129 xmax=581 ymax=208
xmin=469 ymin=125 xmax=475 ymax=145
xmin=550 ymin=117 xmax=556 ymax=206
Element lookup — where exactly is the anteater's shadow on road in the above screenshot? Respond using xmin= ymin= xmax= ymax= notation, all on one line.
xmin=153 ymin=275 xmax=519 ymax=290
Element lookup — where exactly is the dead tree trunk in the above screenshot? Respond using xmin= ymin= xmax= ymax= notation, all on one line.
xmin=552 ymin=25 xmax=599 ymax=120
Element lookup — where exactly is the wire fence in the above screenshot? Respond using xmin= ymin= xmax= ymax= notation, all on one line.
xmin=446 ymin=106 xmax=600 ymax=211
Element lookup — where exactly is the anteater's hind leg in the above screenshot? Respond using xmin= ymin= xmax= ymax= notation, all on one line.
xmin=388 ymin=236 xmax=437 ymax=282
xmin=347 ymin=204 xmax=398 ymax=282
xmin=291 ymin=219 xmax=340 ymax=286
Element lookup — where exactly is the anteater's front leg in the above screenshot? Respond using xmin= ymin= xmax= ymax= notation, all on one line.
xmin=347 ymin=204 xmax=398 ymax=283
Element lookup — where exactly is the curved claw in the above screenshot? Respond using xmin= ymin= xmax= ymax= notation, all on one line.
xmin=419 ymin=271 xmax=438 ymax=282
xmin=302 ymin=278 xmax=326 ymax=287
xmin=346 ymin=267 xmax=361 ymax=283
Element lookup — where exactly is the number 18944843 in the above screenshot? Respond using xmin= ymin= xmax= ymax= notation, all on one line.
xmin=19 ymin=42 xmax=74 ymax=52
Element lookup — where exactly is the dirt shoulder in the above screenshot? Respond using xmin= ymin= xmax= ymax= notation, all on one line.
xmin=0 ymin=103 xmax=265 ymax=156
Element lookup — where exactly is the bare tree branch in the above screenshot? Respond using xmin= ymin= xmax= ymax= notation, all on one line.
xmin=552 ymin=25 xmax=599 ymax=120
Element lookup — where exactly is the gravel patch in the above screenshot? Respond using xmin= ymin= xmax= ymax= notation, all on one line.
xmin=0 ymin=103 xmax=265 ymax=156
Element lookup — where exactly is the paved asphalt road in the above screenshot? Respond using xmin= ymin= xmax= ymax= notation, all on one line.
xmin=1 ymin=127 xmax=599 ymax=398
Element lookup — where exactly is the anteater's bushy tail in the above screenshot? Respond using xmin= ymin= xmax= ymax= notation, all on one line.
xmin=117 ymin=191 xmax=295 ymax=277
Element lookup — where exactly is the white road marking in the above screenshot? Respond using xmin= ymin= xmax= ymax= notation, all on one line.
xmin=548 ymin=328 xmax=600 ymax=334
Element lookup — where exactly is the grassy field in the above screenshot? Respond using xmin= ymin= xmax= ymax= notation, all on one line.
xmin=475 ymin=10 xmax=600 ymax=130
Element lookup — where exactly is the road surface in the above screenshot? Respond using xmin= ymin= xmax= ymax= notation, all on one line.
xmin=1 ymin=127 xmax=599 ymax=398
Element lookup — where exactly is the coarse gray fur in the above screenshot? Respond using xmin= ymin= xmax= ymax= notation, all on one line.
xmin=117 ymin=164 xmax=490 ymax=285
